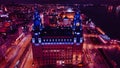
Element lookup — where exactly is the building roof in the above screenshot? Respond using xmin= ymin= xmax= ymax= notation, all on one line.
xmin=41 ymin=27 xmax=73 ymax=36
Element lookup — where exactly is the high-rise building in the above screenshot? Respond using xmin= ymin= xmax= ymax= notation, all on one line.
xmin=32 ymin=7 xmax=83 ymax=67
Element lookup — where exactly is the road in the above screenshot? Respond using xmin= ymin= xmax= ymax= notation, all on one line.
xmin=82 ymin=22 xmax=111 ymax=68
xmin=0 ymin=34 xmax=32 ymax=68
xmin=0 ymin=25 xmax=24 ymax=64
xmin=0 ymin=21 xmax=33 ymax=68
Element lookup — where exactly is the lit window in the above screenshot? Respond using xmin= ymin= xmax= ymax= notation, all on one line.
xmin=34 ymin=33 xmax=38 ymax=35
xmin=38 ymin=38 xmax=41 ymax=43
xmin=76 ymin=32 xmax=80 ymax=35
xmin=64 ymin=39 xmax=66 ymax=41
xmin=70 ymin=39 xmax=72 ymax=41
xmin=46 ymin=39 xmax=48 ymax=42
xmin=32 ymin=38 xmax=35 ymax=43
xmin=49 ymin=39 xmax=51 ymax=42
xmin=52 ymin=39 xmax=54 ymax=42
xmin=55 ymin=39 xmax=57 ymax=42
xmin=54 ymin=50 xmax=56 ymax=52
xmin=60 ymin=42 xmax=62 ymax=44
xmin=67 ymin=39 xmax=69 ymax=41
xmin=58 ymin=39 xmax=60 ymax=41
xmin=74 ymin=38 xmax=76 ymax=43
xmin=61 ymin=39 xmax=63 ymax=41
xmin=43 ymin=39 xmax=45 ymax=42
xmin=48 ymin=43 xmax=50 ymax=44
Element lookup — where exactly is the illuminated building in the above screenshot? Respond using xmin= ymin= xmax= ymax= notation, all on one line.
xmin=32 ymin=7 xmax=83 ymax=67
xmin=33 ymin=6 xmax=43 ymax=31
xmin=63 ymin=8 xmax=75 ymax=19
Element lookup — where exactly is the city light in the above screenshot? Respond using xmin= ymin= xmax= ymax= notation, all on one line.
xmin=0 ymin=3 xmax=120 ymax=68
xmin=67 ymin=8 xmax=74 ymax=12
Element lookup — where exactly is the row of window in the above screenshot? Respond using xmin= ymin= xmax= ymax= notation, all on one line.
xmin=41 ymin=42 xmax=74 ymax=45
xmin=40 ymin=60 xmax=73 ymax=64
xmin=42 ymin=53 xmax=72 ymax=57
xmin=42 ymin=46 xmax=73 ymax=49
xmin=42 ymin=49 xmax=72 ymax=51
xmin=32 ymin=37 xmax=83 ymax=44
xmin=42 ymin=57 xmax=72 ymax=60
xmin=42 ymin=38 xmax=73 ymax=42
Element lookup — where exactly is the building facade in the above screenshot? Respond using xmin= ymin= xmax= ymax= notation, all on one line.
xmin=32 ymin=7 xmax=83 ymax=67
